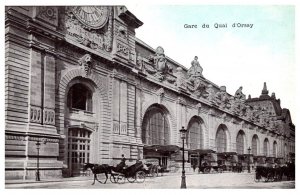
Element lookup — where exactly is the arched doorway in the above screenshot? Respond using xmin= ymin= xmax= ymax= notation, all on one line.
xmin=67 ymin=128 xmax=91 ymax=176
xmin=142 ymin=104 xmax=171 ymax=168
xmin=65 ymin=79 xmax=97 ymax=176
xmin=187 ymin=116 xmax=204 ymax=169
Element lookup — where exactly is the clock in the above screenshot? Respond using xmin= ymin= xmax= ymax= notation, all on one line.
xmin=72 ymin=6 xmax=108 ymax=29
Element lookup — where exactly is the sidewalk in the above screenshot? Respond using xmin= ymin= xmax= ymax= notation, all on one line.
xmin=5 ymin=171 xmax=180 ymax=185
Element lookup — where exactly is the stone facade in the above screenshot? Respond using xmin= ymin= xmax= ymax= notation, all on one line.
xmin=5 ymin=6 xmax=295 ymax=180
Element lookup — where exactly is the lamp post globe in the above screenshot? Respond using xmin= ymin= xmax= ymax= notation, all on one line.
xmin=179 ymin=126 xmax=187 ymax=189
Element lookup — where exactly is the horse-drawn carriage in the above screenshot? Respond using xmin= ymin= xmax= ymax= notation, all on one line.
xmin=110 ymin=161 xmax=146 ymax=184
xmin=254 ymin=162 xmax=295 ymax=182
xmin=83 ymin=161 xmax=146 ymax=185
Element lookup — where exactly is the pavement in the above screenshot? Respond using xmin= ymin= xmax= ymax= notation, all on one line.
xmin=5 ymin=171 xmax=295 ymax=189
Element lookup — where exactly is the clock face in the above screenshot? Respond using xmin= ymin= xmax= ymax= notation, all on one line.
xmin=72 ymin=6 xmax=108 ymax=29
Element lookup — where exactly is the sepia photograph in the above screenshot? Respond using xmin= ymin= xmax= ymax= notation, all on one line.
xmin=3 ymin=0 xmax=297 ymax=190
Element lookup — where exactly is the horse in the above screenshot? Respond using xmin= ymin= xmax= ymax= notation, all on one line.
xmin=83 ymin=163 xmax=113 ymax=185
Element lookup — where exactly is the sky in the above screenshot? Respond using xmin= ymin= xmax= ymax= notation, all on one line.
xmin=126 ymin=4 xmax=296 ymax=122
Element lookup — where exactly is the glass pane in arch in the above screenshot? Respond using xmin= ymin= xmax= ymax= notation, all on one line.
xmin=188 ymin=120 xmax=202 ymax=149
xmin=236 ymin=132 xmax=244 ymax=154
xmin=142 ymin=107 xmax=170 ymax=145
xmin=252 ymin=136 xmax=258 ymax=156
xmin=216 ymin=128 xmax=226 ymax=153
xmin=264 ymin=139 xmax=269 ymax=156
xmin=273 ymin=142 xmax=277 ymax=157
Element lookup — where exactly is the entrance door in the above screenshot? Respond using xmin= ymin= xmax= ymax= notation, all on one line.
xmin=68 ymin=128 xmax=91 ymax=176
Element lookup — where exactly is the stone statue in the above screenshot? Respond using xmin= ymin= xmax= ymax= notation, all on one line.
xmin=235 ymin=86 xmax=246 ymax=100
xmin=188 ymin=56 xmax=203 ymax=78
xmin=215 ymin=86 xmax=230 ymax=109
xmin=149 ymin=46 xmax=169 ymax=74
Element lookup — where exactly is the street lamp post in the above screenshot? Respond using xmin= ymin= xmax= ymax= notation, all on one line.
xmin=36 ymin=140 xmax=41 ymax=181
xmin=36 ymin=139 xmax=47 ymax=181
xmin=179 ymin=126 xmax=187 ymax=189
xmin=248 ymin=147 xmax=251 ymax=173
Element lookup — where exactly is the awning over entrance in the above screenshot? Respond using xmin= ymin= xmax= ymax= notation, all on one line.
xmin=143 ymin=145 xmax=180 ymax=153
xmin=188 ymin=149 xmax=216 ymax=155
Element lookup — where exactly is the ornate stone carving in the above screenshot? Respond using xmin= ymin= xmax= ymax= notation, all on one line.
xmin=43 ymin=108 xmax=55 ymax=125
xmin=65 ymin=6 xmax=113 ymax=52
xmin=156 ymin=88 xmax=165 ymax=103
xmin=187 ymin=78 xmax=208 ymax=98
xmin=36 ymin=7 xmax=58 ymax=26
xmin=215 ymin=86 xmax=231 ymax=109
xmin=78 ymin=54 xmax=93 ymax=76
xmin=187 ymin=56 xmax=203 ymax=78
xmin=113 ymin=121 xmax=120 ymax=134
xmin=234 ymin=86 xmax=246 ymax=101
xmin=136 ymin=54 xmax=144 ymax=70
xmin=175 ymin=67 xmax=187 ymax=89
xmin=145 ymin=46 xmax=173 ymax=81
xmin=206 ymin=84 xmax=216 ymax=104
xmin=30 ymin=105 xmax=42 ymax=123
xmin=5 ymin=135 xmax=26 ymax=141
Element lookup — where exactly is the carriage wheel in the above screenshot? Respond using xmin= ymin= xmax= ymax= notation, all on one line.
xmin=254 ymin=174 xmax=261 ymax=182
xmin=110 ymin=174 xmax=118 ymax=183
xmin=117 ymin=175 xmax=125 ymax=184
xmin=267 ymin=173 xmax=274 ymax=182
xmin=217 ymin=168 xmax=223 ymax=173
xmin=136 ymin=171 xmax=146 ymax=183
xmin=127 ymin=175 xmax=136 ymax=183
xmin=204 ymin=167 xmax=210 ymax=174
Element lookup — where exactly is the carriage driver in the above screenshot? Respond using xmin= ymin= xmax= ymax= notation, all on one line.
xmin=116 ymin=154 xmax=127 ymax=171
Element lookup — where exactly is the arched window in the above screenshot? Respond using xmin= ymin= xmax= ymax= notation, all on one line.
xmin=187 ymin=117 xmax=203 ymax=149
xmin=216 ymin=126 xmax=227 ymax=153
xmin=273 ymin=141 xmax=277 ymax=157
xmin=67 ymin=83 xmax=92 ymax=112
xmin=236 ymin=131 xmax=245 ymax=154
xmin=263 ymin=138 xmax=269 ymax=156
xmin=252 ymin=135 xmax=259 ymax=156
xmin=142 ymin=106 xmax=170 ymax=145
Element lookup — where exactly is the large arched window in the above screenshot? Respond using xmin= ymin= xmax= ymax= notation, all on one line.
xmin=273 ymin=141 xmax=277 ymax=157
xmin=252 ymin=135 xmax=259 ymax=156
xmin=263 ymin=138 xmax=269 ymax=156
xmin=236 ymin=130 xmax=245 ymax=154
xmin=142 ymin=106 xmax=170 ymax=145
xmin=216 ymin=125 xmax=227 ymax=153
xmin=67 ymin=83 xmax=93 ymax=112
xmin=187 ymin=117 xmax=204 ymax=149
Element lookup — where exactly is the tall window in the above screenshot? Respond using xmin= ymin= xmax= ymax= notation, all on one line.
xmin=216 ymin=126 xmax=227 ymax=153
xmin=252 ymin=135 xmax=259 ymax=156
xmin=142 ymin=107 xmax=170 ymax=145
xmin=263 ymin=138 xmax=269 ymax=156
xmin=236 ymin=131 xmax=245 ymax=154
xmin=67 ymin=83 xmax=92 ymax=112
xmin=273 ymin=141 xmax=277 ymax=157
xmin=187 ymin=118 xmax=203 ymax=149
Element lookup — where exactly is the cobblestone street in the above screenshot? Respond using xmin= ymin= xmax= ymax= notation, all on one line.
xmin=5 ymin=172 xmax=295 ymax=189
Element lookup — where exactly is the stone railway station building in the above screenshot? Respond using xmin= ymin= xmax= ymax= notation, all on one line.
xmin=5 ymin=6 xmax=295 ymax=180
